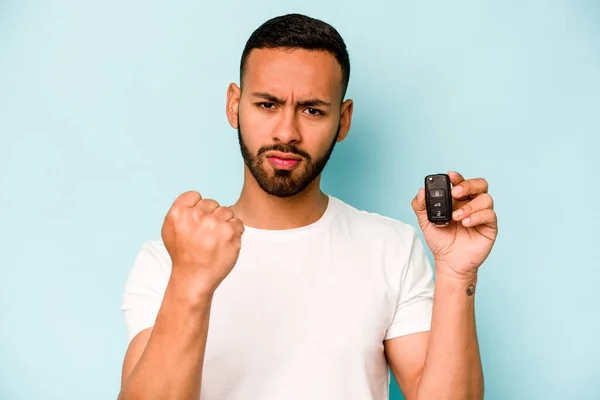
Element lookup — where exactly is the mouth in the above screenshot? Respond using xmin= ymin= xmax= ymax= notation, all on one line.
xmin=265 ymin=151 xmax=302 ymax=170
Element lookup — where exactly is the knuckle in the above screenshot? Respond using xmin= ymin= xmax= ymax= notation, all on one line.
xmin=183 ymin=190 xmax=201 ymax=197
xmin=192 ymin=207 xmax=205 ymax=219
xmin=201 ymin=214 xmax=218 ymax=229
xmin=480 ymin=209 xmax=492 ymax=221
xmin=178 ymin=190 xmax=201 ymax=203
xmin=202 ymin=199 xmax=220 ymax=210
xmin=224 ymin=224 xmax=237 ymax=240
xmin=455 ymin=183 xmax=467 ymax=195
xmin=232 ymin=218 xmax=245 ymax=233
xmin=169 ymin=207 xmax=181 ymax=219
xmin=216 ymin=206 xmax=233 ymax=217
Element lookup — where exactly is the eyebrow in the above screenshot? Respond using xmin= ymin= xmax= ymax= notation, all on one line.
xmin=251 ymin=92 xmax=331 ymax=107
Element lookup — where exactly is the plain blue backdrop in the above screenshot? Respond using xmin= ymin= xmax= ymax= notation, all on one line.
xmin=1 ymin=0 xmax=598 ymax=399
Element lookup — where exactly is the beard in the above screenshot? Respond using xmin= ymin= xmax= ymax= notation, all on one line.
xmin=237 ymin=123 xmax=340 ymax=198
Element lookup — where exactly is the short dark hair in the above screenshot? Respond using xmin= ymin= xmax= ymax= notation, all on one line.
xmin=240 ymin=13 xmax=351 ymax=100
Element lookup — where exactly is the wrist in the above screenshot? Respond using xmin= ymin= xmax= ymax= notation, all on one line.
xmin=434 ymin=260 xmax=479 ymax=282
xmin=167 ymin=269 xmax=217 ymax=307
xmin=434 ymin=263 xmax=479 ymax=297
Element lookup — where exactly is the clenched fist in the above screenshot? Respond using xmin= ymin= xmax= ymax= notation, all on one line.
xmin=161 ymin=191 xmax=245 ymax=295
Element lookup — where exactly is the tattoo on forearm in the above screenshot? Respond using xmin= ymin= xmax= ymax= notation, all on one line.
xmin=466 ymin=284 xmax=475 ymax=296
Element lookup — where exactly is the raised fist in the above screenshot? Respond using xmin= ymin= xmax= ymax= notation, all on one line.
xmin=161 ymin=191 xmax=245 ymax=295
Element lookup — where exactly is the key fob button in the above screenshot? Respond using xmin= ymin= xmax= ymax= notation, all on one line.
xmin=432 ymin=201 xmax=444 ymax=209
xmin=432 ymin=209 xmax=446 ymax=218
xmin=429 ymin=189 xmax=445 ymax=198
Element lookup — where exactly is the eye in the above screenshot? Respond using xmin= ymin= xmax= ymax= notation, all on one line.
xmin=258 ymin=102 xmax=276 ymax=109
xmin=304 ymin=108 xmax=323 ymax=116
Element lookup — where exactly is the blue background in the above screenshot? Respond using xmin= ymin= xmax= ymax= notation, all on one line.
xmin=1 ymin=0 xmax=598 ymax=399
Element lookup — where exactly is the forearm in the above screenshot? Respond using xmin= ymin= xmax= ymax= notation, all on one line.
xmin=119 ymin=273 xmax=214 ymax=400
xmin=416 ymin=268 xmax=483 ymax=400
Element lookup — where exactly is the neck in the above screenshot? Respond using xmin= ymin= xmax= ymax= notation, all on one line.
xmin=230 ymin=168 xmax=329 ymax=230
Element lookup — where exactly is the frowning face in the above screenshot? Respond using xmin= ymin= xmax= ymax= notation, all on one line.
xmin=227 ymin=47 xmax=353 ymax=197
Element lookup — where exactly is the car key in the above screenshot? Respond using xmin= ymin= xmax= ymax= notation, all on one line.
xmin=424 ymin=173 xmax=453 ymax=226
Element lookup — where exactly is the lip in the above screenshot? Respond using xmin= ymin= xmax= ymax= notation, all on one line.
xmin=264 ymin=151 xmax=302 ymax=161
xmin=266 ymin=152 xmax=302 ymax=170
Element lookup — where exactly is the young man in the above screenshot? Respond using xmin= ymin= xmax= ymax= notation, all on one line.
xmin=118 ymin=13 xmax=497 ymax=400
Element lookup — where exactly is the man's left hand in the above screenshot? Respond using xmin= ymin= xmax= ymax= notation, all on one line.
xmin=411 ymin=171 xmax=498 ymax=280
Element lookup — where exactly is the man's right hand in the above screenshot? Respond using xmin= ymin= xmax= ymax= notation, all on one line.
xmin=120 ymin=190 xmax=239 ymax=398
xmin=161 ymin=190 xmax=245 ymax=296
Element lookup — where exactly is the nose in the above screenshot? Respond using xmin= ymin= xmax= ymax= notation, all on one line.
xmin=272 ymin=107 xmax=301 ymax=144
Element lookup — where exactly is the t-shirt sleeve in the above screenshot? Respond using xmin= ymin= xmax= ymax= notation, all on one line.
xmin=384 ymin=225 xmax=435 ymax=340
xmin=121 ymin=241 xmax=171 ymax=344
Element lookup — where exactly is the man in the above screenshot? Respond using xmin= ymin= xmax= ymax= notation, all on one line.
xmin=118 ymin=13 xmax=497 ymax=400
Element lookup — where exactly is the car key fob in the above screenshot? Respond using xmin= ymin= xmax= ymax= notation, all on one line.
xmin=425 ymin=173 xmax=453 ymax=226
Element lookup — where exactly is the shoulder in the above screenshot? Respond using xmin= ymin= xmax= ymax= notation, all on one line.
xmin=138 ymin=240 xmax=170 ymax=264
xmin=126 ymin=240 xmax=172 ymax=283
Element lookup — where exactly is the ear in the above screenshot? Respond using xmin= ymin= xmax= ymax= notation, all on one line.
xmin=226 ymin=83 xmax=241 ymax=129
xmin=336 ymin=99 xmax=354 ymax=142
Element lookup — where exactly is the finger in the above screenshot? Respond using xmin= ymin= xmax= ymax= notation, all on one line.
xmin=452 ymin=193 xmax=494 ymax=221
xmin=448 ymin=171 xmax=465 ymax=186
xmin=411 ymin=187 xmax=430 ymax=226
xmin=195 ymin=199 xmax=220 ymax=214
xmin=451 ymin=177 xmax=488 ymax=200
xmin=230 ymin=217 xmax=245 ymax=235
xmin=460 ymin=208 xmax=497 ymax=228
xmin=411 ymin=187 xmax=426 ymax=212
xmin=213 ymin=206 xmax=235 ymax=221
xmin=173 ymin=191 xmax=203 ymax=208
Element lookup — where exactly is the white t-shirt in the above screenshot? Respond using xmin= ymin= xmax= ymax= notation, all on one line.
xmin=121 ymin=195 xmax=435 ymax=400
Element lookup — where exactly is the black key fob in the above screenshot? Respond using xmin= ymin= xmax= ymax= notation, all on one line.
xmin=425 ymin=174 xmax=453 ymax=227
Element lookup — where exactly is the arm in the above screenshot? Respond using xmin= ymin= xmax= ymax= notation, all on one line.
xmin=118 ymin=191 xmax=245 ymax=399
xmin=118 ymin=276 xmax=213 ymax=400
xmin=389 ymin=170 xmax=497 ymax=399
xmin=385 ymin=271 xmax=483 ymax=400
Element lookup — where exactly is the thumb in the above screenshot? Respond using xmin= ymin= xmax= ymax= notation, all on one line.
xmin=411 ymin=187 xmax=430 ymax=227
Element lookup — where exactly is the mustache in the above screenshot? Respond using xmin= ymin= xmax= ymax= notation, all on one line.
xmin=257 ymin=143 xmax=312 ymax=161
